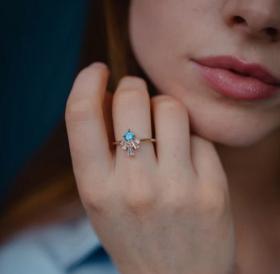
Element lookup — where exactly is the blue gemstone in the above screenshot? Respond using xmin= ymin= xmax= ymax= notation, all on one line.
xmin=123 ymin=129 xmax=135 ymax=141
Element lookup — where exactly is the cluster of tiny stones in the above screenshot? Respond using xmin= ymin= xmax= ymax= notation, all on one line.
xmin=120 ymin=129 xmax=141 ymax=157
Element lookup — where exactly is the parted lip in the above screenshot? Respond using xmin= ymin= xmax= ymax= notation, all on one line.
xmin=191 ymin=55 xmax=280 ymax=86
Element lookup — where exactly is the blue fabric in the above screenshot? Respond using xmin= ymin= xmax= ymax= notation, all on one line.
xmin=0 ymin=0 xmax=89 ymax=199
xmin=0 ymin=215 xmax=120 ymax=274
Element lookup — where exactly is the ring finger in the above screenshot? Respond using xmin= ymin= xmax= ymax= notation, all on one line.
xmin=112 ymin=76 xmax=157 ymax=169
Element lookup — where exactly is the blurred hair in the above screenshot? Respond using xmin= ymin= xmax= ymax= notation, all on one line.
xmin=1 ymin=0 xmax=157 ymax=243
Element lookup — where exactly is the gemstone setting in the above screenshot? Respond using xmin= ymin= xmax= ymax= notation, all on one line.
xmin=120 ymin=129 xmax=141 ymax=157
xmin=123 ymin=129 xmax=135 ymax=141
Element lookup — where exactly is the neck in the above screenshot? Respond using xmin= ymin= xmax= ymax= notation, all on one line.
xmin=215 ymin=129 xmax=280 ymax=212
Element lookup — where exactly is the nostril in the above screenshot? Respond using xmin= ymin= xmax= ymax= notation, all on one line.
xmin=265 ymin=27 xmax=278 ymax=38
xmin=230 ymin=15 xmax=279 ymax=42
xmin=232 ymin=15 xmax=246 ymax=25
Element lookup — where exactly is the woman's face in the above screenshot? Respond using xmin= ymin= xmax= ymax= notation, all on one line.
xmin=128 ymin=0 xmax=280 ymax=147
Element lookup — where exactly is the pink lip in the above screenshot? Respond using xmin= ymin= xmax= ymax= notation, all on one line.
xmin=191 ymin=55 xmax=280 ymax=100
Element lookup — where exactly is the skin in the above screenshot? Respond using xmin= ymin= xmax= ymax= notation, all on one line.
xmin=65 ymin=0 xmax=280 ymax=273
xmin=129 ymin=0 xmax=280 ymax=272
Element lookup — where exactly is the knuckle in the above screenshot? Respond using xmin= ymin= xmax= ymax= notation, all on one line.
xmin=65 ymin=66 xmax=105 ymax=123
xmin=115 ymin=77 xmax=149 ymax=98
xmin=152 ymin=95 xmax=186 ymax=112
xmin=116 ymin=88 xmax=148 ymax=102
xmin=113 ymin=91 xmax=150 ymax=113
xmin=197 ymin=186 xmax=228 ymax=218
xmin=151 ymin=94 xmax=171 ymax=103
xmin=82 ymin=189 xmax=110 ymax=215
xmin=123 ymin=189 xmax=156 ymax=216
xmin=160 ymin=183 xmax=196 ymax=214
xmin=161 ymin=191 xmax=189 ymax=214
xmin=65 ymin=99 xmax=96 ymax=123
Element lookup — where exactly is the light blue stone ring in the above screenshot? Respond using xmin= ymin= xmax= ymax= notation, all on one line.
xmin=112 ymin=129 xmax=156 ymax=157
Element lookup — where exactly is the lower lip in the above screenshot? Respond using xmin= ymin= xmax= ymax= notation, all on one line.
xmin=192 ymin=61 xmax=279 ymax=100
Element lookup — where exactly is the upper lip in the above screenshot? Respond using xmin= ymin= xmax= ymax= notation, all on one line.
xmin=192 ymin=55 xmax=280 ymax=86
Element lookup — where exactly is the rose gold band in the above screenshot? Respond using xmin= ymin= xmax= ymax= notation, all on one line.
xmin=112 ymin=138 xmax=156 ymax=145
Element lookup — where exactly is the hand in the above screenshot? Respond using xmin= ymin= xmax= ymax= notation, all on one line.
xmin=65 ymin=62 xmax=236 ymax=274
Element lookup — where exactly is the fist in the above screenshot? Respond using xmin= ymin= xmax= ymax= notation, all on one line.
xmin=65 ymin=62 xmax=236 ymax=274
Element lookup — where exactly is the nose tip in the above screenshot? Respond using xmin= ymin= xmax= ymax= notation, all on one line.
xmin=224 ymin=2 xmax=280 ymax=42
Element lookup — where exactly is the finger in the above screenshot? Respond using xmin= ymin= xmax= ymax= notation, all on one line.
xmin=112 ymin=76 xmax=157 ymax=168
xmin=151 ymin=95 xmax=193 ymax=171
xmin=191 ymin=135 xmax=228 ymax=188
xmin=65 ymin=62 xmax=113 ymax=180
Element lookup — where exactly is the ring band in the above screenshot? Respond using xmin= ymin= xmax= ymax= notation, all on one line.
xmin=112 ymin=138 xmax=157 ymax=145
xmin=112 ymin=129 xmax=156 ymax=157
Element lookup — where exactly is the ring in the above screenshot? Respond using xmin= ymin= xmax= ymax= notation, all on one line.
xmin=112 ymin=129 xmax=156 ymax=157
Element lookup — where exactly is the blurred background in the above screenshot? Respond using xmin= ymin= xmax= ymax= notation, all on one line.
xmin=0 ymin=0 xmax=103 ymax=220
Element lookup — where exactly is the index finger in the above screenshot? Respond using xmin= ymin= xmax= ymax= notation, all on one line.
xmin=65 ymin=62 xmax=113 ymax=181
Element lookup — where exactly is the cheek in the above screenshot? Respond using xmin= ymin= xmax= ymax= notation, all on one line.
xmin=128 ymin=0 xmax=217 ymax=99
xmin=128 ymin=1 xmax=280 ymax=147
xmin=128 ymin=2 xmax=171 ymax=73
xmin=128 ymin=0 xmax=218 ymax=77
xmin=128 ymin=0 xmax=194 ymax=84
